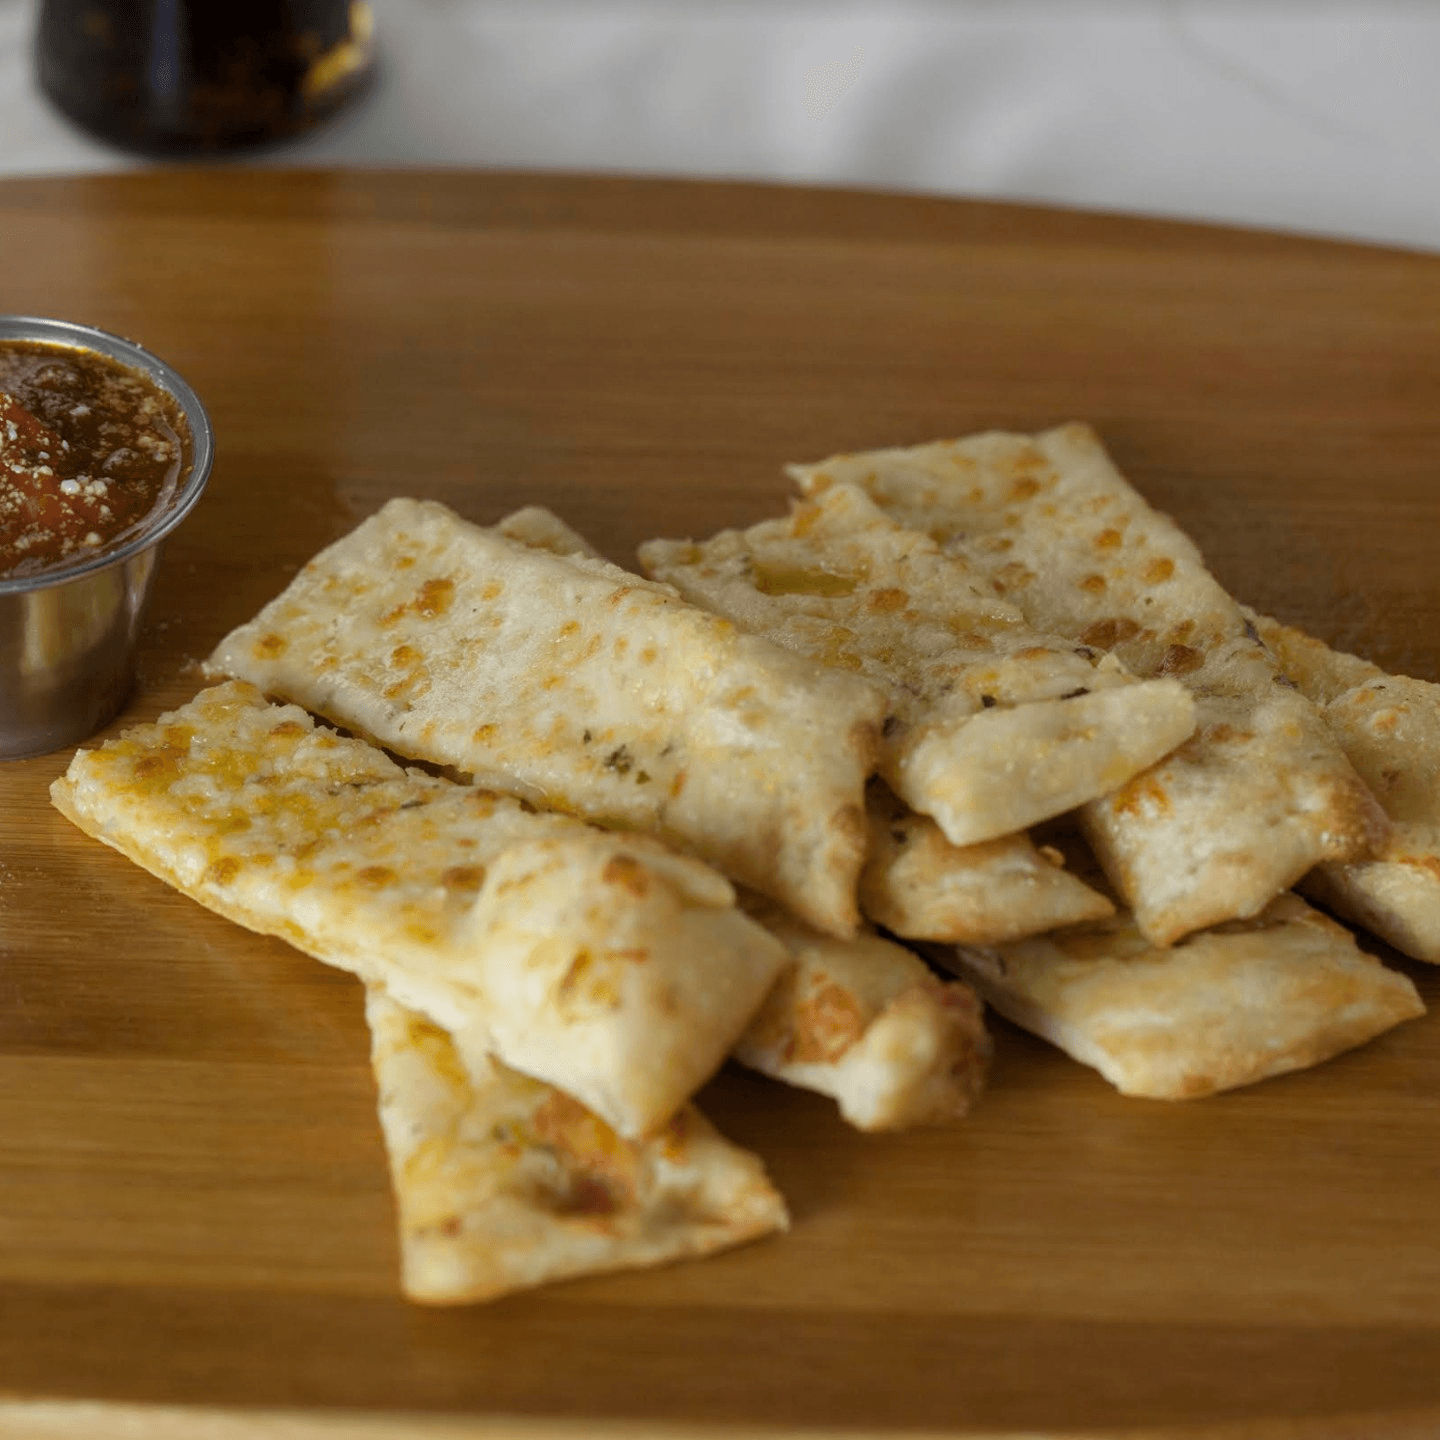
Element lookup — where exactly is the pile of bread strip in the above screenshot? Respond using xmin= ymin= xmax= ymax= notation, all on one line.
xmin=50 ymin=422 xmax=1430 ymax=1305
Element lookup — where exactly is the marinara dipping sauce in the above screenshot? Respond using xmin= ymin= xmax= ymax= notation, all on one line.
xmin=0 ymin=339 xmax=191 ymax=579
xmin=1 ymin=317 xmax=212 ymax=760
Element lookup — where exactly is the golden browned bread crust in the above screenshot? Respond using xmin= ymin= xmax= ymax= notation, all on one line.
xmin=206 ymin=498 xmax=887 ymax=936
xmin=641 ymin=481 xmax=1195 ymax=849
xmin=735 ymin=893 xmax=991 ymax=1131
xmin=858 ymin=782 xmax=1113 ymax=943
xmin=1253 ymin=611 xmax=1440 ymax=962
xmin=51 ymin=681 xmax=789 ymax=1139
xmin=365 ymin=986 xmax=788 ymax=1304
xmin=790 ymin=424 xmax=1388 ymax=944
xmin=942 ymin=893 xmax=1424 ymax=1099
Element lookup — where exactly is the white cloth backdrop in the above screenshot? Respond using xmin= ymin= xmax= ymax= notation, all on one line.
xmin=4 ymin=0 xmax=1440 ymax=252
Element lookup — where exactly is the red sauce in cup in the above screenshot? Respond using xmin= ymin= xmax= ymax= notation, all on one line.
xmin=0 ymin=340 xmax=191 ymax=578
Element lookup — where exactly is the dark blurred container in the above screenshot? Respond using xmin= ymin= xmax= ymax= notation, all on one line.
xmin=35 ymin=1 xmax=375 ymax=156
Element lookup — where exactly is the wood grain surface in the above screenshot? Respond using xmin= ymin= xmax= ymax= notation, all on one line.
xmin=1 ymin=170 xmax=1438 ymax=1440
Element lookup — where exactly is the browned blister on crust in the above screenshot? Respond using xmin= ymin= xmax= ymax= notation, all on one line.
xmin=939 ymin=893 xmax=1424 ymax=1099
xmin=365 ymin=986 xmax=788 ymax=1305
xmin=790 ymin=424 xmax=1387 ymax=944
xmin=858 ymin=782 xmax=1113 ymax=943
xmin=733 ymin=894 xmax=990 ymax=1131
xmin=50 ymin=682 xmax=789 ymax=1139
xmin=640 ymin=483 xmax=1194 ymax=850
xmin=1080 ymin=685 xmax=1390 ymax=946
xmin=205 ymin=498 xmax=886 ymax=936
xmin=1252 ymin=611 xmax=1440 ymax=963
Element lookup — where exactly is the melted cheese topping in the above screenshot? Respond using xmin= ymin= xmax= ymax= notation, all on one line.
xmin=51 ymin=681 xmax=789 ymax=1139
xmin=789 ymin=425 xmax=1388 ymax=942
xmin=207 ymin=499 xmax=886 ymax=936
xmin=366 ymin=986 xmax=788 ymax=1304
xmin=949 ymin=893 xmax=1424 ymax=1098
xmin=641 ymin=481 xmax=1197 ymax=847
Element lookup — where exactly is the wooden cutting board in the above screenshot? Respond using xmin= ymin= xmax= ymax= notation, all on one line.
xmin=1 ymin=171 xmax=1438 ymax=1440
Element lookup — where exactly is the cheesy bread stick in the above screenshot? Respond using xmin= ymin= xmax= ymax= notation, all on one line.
xmin=52 ymin=682 xmax=789 ymax=1139
xmin=790 ymin=425 xmax=1387 ymax=944
xmin=208 ymin=499 xmax=886 ymax=937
